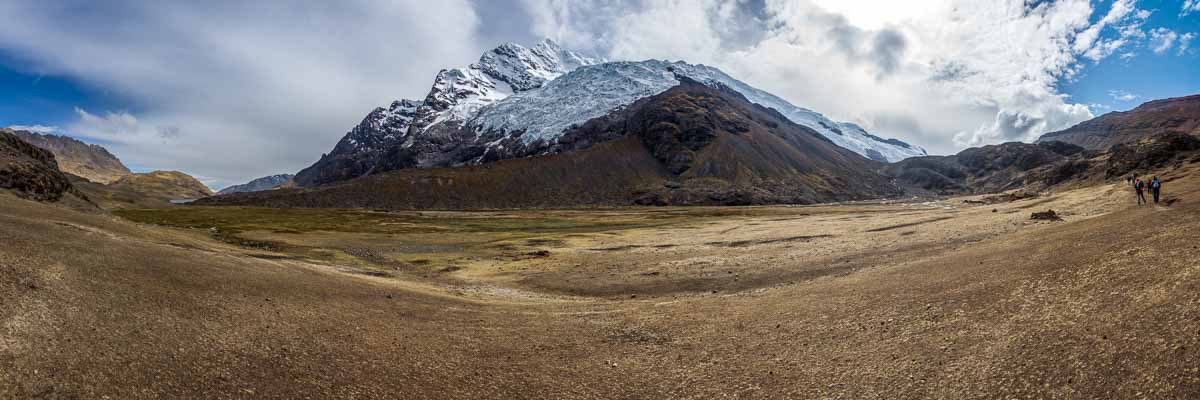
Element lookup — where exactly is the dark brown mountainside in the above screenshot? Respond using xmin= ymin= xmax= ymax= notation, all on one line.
xmin=201 ymin=79 xmax=902 ymax=209
xmin=1037 ymin=94 xmax=1200 ymax=150
xmin=880 ymin=141 xmax=1090 ymax=195
xmin=8 ymin=129 xmax=131 ymax=183
xmin=293 ymin=100 xmax=419 ymax=187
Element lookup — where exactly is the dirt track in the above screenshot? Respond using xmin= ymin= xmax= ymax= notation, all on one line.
xmin=3 ymin=162 xmax=1200 ymax=399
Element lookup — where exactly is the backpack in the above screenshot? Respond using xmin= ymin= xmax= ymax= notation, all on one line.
xmin=1152 ymin=180 xmax=1160 ymax=189
xmin=1135 ymin=181 xmax=1144 ymax=190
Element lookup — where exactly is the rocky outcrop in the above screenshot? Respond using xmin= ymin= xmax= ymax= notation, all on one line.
xmin=1104 ymin=132 xmax=1200 ymax=179
xmin=0 ymin=129 xmax=80 ymax=201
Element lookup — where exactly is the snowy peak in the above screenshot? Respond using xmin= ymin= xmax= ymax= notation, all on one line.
xmin=408 ymin=40 xmax=602 ymax=137
xmin=409 ymin=66 xmax=513 ymax=135
xmin=478 ymin=39 xmax=602 ymax=92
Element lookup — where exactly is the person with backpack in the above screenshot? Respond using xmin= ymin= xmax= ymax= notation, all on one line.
xmin=1151 ymin=176 xmax=1162 ymax=204
xmin=1134 ymin=177 xmax=1147 ymax=206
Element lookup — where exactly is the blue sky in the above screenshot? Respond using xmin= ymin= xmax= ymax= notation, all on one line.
xmin=1062 ymin=0 xmax=1200 ymax=112
xmin=0 ymin=0 xmax=1197 ymax=188
xmin=0 ymin=61 xmax=116 ymax=132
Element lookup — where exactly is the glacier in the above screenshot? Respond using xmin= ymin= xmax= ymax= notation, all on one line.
xmin=468 ymin=59 xmax=926 ymax=162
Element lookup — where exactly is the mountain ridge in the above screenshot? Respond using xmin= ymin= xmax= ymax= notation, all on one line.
xmin=217 ymin=174 xmax=294 ymax=195
xmin=294 ymin=39 xmax=923 ymax=188
xmin=1037 ymin=93 xmax=1200 ymax=150
xmin=6 ymin=129 xmax=131 ymax=183
xmin=202 ymin=78 xmax=902 ymax=209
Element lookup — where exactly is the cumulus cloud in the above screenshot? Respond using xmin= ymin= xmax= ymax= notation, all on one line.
xmin=523 ymin=0 xmax=1138 ymax=153
xmin=0 ymin=0 xmax=484 ymax=188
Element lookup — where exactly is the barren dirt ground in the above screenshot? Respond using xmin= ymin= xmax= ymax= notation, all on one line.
xmin=3 ymin=162 xmax=1200 ymax=398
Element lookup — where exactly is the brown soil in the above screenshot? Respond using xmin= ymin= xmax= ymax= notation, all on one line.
xmin=3 ymin=160 xmax=1200 ymax=398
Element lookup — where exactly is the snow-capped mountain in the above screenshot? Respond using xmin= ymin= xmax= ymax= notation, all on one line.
xmin=405 ymin=39 xmax=602 ymax=140
xmin=297 ymin=39 xmax=924 ymax=187
xmin=469 ymin=60 xmax=926 ymax=162
xmin=293 ymin=100 xmax=420 ymax=186
xmin=346 ymin=100 xmax=421 ymax=153
xmin=296 ymin=39 xmax=602 ymax=186
xmin=217 ymin=173 xmax=293 ymax=195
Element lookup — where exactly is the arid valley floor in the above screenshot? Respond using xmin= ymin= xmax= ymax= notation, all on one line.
xmin=4 ymin=163 xmax=1200 ymax=398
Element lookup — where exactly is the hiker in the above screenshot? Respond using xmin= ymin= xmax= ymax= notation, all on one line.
xmin=1151 ymin=176 xmax=1162 ymax=204
xmin=1134 ymin=177 xmax=1147 ymax=206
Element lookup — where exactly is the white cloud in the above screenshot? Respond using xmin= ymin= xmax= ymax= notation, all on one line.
xmin=6 ymin=124 xmax=60 ymax=134
xmin=1108 ymin=89 xmax=1139 ymax=102
xmin=0 ymin=1 xmax=484 ymax=188
xmin=1073 ymin=0 xmax=1144 ymax=62
xmin=524 ymin=0 xmax=1121 ymax=153
xmin=1150 ymin=28 xmax=1179 ymax=54
xmin=1183 ymin=0 xmax=1200 ymax=17
xmin=1181 ymin=32 xmax=1196 ymax=55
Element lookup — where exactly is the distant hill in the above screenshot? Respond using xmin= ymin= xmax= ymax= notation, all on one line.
xmin=202 ymin=79 xmax=903 ymax=209
xmin=8 ymin=129 xmax=131 ymax=183
xmin=1037 ymin=94 xmax=1200 ymax=150
xmin=217 ymin=174 xmax=293 ymax=195
xmin=76 ymin=170 xmax=213 ymax=209
xmin=880 ymin=141 xmax=1090 ymax=195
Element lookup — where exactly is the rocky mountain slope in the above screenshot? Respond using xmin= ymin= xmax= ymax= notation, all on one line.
xmin=203 ymin=79 xmax=902 ymax=209
xmin=1037 ymin=94 xmax=1200 ymax=150
xmin=217 ymin=174 xmax=293 ymax=195
xmin=7 ymin=129 xmax=131 ymax=183
xmin=880 ymin=141 xmax=1090 ymax=195
xmin=2 ymin=128 xmax=214 ymax=209
xmin=294 ymin=39 xmax=601 ymax=187
xmin=0 ymin=129 xmax=82 ymax=202
xmin=295 ymin=40 xmax=922 ymax=187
